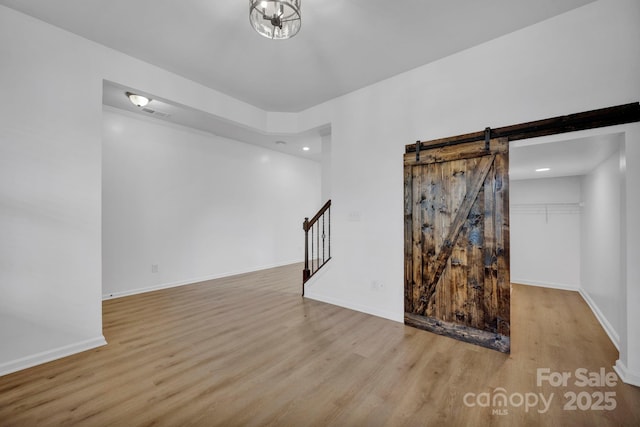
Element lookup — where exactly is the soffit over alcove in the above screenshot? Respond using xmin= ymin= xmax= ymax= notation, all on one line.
xmin=102 ymin=80 xmax=328 ymax=162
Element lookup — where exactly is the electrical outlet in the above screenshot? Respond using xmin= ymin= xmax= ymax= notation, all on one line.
xmin=151 ymin=264 xmax=158 ymax=273
xmin=348 ymin=211 xmax=362 ymax=222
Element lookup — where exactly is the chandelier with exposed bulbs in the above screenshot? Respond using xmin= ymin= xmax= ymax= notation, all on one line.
xmin=249 ymin=0 xmax=301 ymax=40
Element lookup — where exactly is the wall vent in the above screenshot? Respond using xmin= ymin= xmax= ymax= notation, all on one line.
xmin=141 ymin=107 xmax=171 ymax=118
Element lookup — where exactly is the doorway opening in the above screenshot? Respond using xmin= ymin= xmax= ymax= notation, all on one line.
xmin=509 ymin=130 xmax=625 ymax=350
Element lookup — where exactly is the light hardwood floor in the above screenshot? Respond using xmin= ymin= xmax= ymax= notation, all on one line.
xmin=1 ymin=263 xmax=639 ymax=426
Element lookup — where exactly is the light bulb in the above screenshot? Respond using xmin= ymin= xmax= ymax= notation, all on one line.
xmin=126 ymin=92 xmax=150 ymax=107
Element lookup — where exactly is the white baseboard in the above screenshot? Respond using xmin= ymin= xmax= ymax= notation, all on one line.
xmin=514 ymin=280 xmax=621 ymax=351
xmin=579 ymin=289 xmax=620 ymax=350
xmin=0 ymin=335 xmax=107 ymax=377
xmin=301 ymin=260 xmax=332 ymax=291
xmin=305 ymin=290 xmax=404 ymax=323
xmin=103 ymin=260 xmax=303 ymax=300
xmin=303 ymin=262 xmax=403 ymax=322
xmin=614 ymin=360 xmax=640 ymax=387
xmin=511 ymin=278 xmax=578 ymax=291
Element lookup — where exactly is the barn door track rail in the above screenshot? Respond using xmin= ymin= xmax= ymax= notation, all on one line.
xmin=406 ymin=102 xmax=640 ymax=154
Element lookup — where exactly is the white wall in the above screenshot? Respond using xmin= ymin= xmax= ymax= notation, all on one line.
xmin=321 ymin=133 xmax=332 ymax=203
xmin=303 ymin=0 xmax=640 ymax=384
xmin=102 ymin=108 xmax=320 ymax=297
xmin=510 ymin=177 xmax=582 ymax=290
xmin=2 ymin=0 xmax=640 ymax=385
xmin=0 ymin=4 xmax=316 ymax=374
xmin=304 ymin=0 xmax=639 ymax=318
xmin=619 ymin=123 xmax=640 ymax=386
xmin=580 ymin=145 xmax=624 ymax=347
xmin=0 ymin=6 xmax=106 ymax=373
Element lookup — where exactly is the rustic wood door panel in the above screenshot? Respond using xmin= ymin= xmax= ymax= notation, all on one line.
xmin=404 ymin=138 xmax=510 ymax=352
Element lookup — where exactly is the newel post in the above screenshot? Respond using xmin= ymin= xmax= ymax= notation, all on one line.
xmin=302 ymin=217 xmax=310 ymax=294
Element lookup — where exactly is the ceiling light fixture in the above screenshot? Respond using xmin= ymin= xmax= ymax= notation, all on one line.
xmin=249 ymin=0 xmax=301 ymax=40
xmin=126 ymin=92 xmax=151 ymax=107
xmin=535 ymin=168 xmax=551 ymax=172
xmin=302 ymin=146 xmax=310 ymax=151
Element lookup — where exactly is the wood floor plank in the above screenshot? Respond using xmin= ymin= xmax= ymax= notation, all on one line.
xmin=1 ymin=263 xmax=639 ymax=426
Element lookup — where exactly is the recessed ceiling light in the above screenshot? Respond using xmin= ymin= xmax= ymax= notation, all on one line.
xmin=302 ymin=146 xmax=310 ymax=151
xmin=535 ymin=168 xmax=551 ymax=172
xmin=275 ymin=140 xmax=287 ymax=145
xmin=126 ymin=92 xmax=151 ymax=107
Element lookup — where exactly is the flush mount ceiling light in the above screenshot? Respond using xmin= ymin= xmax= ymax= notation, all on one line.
xmin=535 ymin=167 xmax=551 ymax=172
xmin=249 ymin=0 xmax=301 ymax=40
xmin=126 ymin=92 xmax=151 ymax=107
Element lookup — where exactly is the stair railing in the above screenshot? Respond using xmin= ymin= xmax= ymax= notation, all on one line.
xmin=302 ymin=200 xmax=331 ymax=295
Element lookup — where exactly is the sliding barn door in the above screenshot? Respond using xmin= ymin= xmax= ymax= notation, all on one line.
xmin=404 ymin=138 xmax=510 ymax=352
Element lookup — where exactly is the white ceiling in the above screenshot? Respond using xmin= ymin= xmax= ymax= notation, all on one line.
xmin=510 ymin=133 xmax=622 ymax=181
xmin=1 ymin=0 xmax=594 ymax=112
xmin=5 ymin=0 xmax=614 ymax=174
